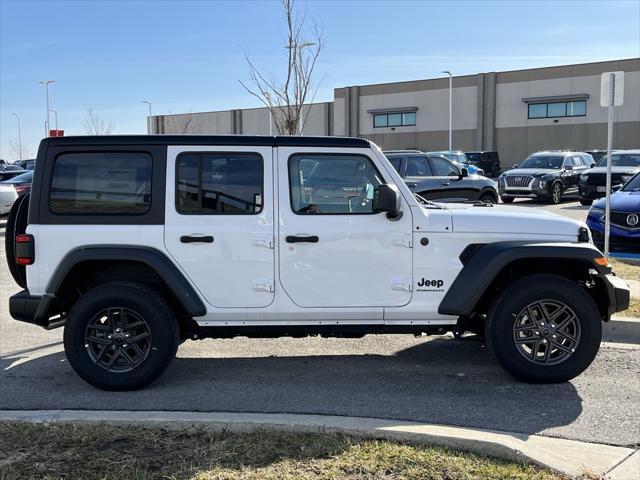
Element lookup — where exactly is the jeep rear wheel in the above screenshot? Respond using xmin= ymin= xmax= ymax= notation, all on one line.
xmin=487 ymin=274 xmax=601 ymax=383
xmin=64 ymin=282 xmax=179 ymax=391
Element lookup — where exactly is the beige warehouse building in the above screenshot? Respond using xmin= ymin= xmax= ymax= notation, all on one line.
xmin=149 ymin=58 xmax=640 ymax=168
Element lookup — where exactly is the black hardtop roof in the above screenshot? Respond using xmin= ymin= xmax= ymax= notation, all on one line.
xmin=43 ymin=135 xmax=371 ymax=148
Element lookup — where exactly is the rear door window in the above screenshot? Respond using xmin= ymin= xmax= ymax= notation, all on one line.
xmin=429 ymin=156 xmax=459 ymax=176
xmin=405 ymin=156 xmax=432 ymax=176
xmin=50 ymin=152 xmax=152 ymax=214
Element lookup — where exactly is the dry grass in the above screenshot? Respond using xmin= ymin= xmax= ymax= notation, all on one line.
xmin=610 ymin=259 xmax=640 ymax=282
xmin=0 ymin=422 xmax=578 ymax=480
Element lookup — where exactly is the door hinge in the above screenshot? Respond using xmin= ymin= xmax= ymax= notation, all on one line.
xmin=252 ymin=279 xmax=274 ymax=293
xmin=253 ymin=237 xmax=274 ymax=249
xmin=391 ymin=278 xmax=413 ymax=292
xmin=392 ymin=234 xmax=413 ymax=248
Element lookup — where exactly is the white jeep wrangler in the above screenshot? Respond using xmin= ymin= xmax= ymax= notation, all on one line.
xmin=6 ymin=135 xmax=630 ymax=390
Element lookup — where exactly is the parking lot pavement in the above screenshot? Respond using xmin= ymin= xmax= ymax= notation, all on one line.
xmin=499 ymin=197 xmax=591 ymax=223
xmin=1 ymin=206 xmax=639 ymax=448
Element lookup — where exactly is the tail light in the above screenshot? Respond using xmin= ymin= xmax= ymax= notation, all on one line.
xmin=14 ymin=184 xmax=30 ymax=196
xmin=15 ymin=234 xmax=34 ymax=265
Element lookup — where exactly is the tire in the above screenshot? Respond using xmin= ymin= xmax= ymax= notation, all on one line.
xmin=500 ymin=196 xmax=514 ymax=203
xmin=479 ymin=192 xmax=497 ymax=204
xmin=579 ymin=199 xmax=592 ymax=206
xmin=4 ymin=193 xmax=30 ymax=288
xmin=549 ymin=182 xmax=563 ymax=204
xmin=63 ymin=282 xmax=179 ymax=391
xmin=486 ymin=274 xmax=601 ymax=383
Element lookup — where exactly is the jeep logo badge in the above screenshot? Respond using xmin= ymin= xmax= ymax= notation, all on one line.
xmin=627 ymin=214 xmax=639 ymax=227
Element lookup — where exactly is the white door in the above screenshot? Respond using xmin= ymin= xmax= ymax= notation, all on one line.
xmin=278 ymin=147 xmax=413 ymax=308
xmin=164 ymin=146 xmax=274 ymax=308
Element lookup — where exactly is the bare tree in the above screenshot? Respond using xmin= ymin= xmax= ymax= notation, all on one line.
xmin=9 ymin=138 xmax=32 ymax=161
xmin=162 ymin=114 xmax=204 ymax=134
xmin=84 ymin=108 xmax=115 ymax=135
xmin=240 ymin=0 xmax=324 ymax=135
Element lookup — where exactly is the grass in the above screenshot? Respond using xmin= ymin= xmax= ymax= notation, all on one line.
xmin=610 ymin=259 xmax=639 ymax=317
xmin=0 ymin=422 xmax=580 ymax=480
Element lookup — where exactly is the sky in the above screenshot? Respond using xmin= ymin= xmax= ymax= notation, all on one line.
xmin=1 ymin=0 xmax=639 ymax=161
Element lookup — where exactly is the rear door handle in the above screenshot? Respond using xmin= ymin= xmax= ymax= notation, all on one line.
xmin=180 ymin=235 xmax=214 ymax=244
xmin=285 ymin=235 xmax=319 ymax=243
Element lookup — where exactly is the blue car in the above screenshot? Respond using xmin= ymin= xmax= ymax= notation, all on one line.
xmin=587 ymin=172 xmax=640 ymax=253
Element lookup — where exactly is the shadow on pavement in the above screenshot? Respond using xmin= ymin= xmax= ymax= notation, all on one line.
xmin=0 ymin=336 xmax=584 ymax=441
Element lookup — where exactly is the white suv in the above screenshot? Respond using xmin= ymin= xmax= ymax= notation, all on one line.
xmin=6 ymin=135 xmax=630 ymax=390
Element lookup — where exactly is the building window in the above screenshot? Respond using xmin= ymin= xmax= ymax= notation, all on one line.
xmin=373 ymin=112 xmax=416 ymax=128
xmin=527 ymin=100 xmax=587 ymax=119
xmin=50 ymin=152 xmax=152 ymax=214
xmin=176 ymin=153 xmax=263 ymax=215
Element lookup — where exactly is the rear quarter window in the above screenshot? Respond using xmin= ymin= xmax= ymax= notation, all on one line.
xmin=50 ymin=152 xmax=152 ymax=214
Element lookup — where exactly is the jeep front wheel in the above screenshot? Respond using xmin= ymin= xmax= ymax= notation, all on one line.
xmin=487 ymin=274 xmax=601 ymax=383
xmin=64 ymin=282 xmax=179 ymax=391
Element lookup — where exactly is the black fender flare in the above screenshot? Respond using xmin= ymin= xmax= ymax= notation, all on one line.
xmin=438 ymin=241 xmax=610 ymax=316
xmin=47 ymin=245 xmax=207 ymax=317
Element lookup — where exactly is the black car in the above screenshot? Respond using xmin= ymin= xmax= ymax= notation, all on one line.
xmin=578 ymin=150 xmax=640 ymax=205
xmin=464 ymin=151 xmax=501 ymax=178
xmin=385 ymin=152 xmax=498 ymax=203
xmin=498 ymin=151 xmax=592 ymax=204
xmin=0 ymin=164 xmax=27 ymax=182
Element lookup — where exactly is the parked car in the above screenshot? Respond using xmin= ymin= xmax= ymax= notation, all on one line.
xmin=586 ymin=172 xmax=640 ymax=253
xmin=14 ymin=159 xmax=36 ymax=170
xmin=430 ymin=151 xmax=485 ymax=176
xmin=586 ymin=150 xmax=607 ymax=164
xmin=5 ymin=135 xmax=629 ymax=390
xmin=498 ymin=151 xmax=592 ymax=204
xmin=578 ymin=150 xmax=640 ymax=205
xmin=385 ymin=152 xmax=497 ymax=203
xmin=1 ymin=170 xmax=33 ymax=195
xmin=0 ymin=184 xmax=18 ymax=215
xmin=464 ymin=151 xmax=501 ymax=178
xmin=0 ymin=164 xmax=26 ymax=181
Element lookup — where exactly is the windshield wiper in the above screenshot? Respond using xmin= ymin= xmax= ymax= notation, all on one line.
xmin=414 ymin=193 xmax=443 ymax=209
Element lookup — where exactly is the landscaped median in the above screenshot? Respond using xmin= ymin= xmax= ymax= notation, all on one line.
xmin=0 ymin=411 xmax=637 ymax=479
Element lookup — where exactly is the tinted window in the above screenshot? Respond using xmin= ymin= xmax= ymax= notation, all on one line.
xmin=528 ymin=104 xmax=547 ymax=118
xmin=289 ymin=154 xmax=383 ymax=214
xmin=402 ymin=112 xmax=416 ymax=125
xmin=567 ymin=101 xmax=586 ymax=116
xmin=596 ymin=153 xmax=640 ymax=167
xmin=406 ymin=156 xmax=432 ymax=176
xmin=373 ymin=114 xmax=387 ymax=127
xmin=547 ymin=102 xmax=566 ymax=117
xmin=176 ymin=153 xmax=263 ymax=215
xmin=50 ymin=152 xmax=152 ymax=214
xmin=387 ymin=114 xmax=402 ymax=127
xmin=622 ymin=173 xmax=640 ymax=191
xmin=430 ymin=156 xmax=459 ymax=176
xmin=528 ymin=100 xmax=586 ymax=119
xmin=572 ymin=156 xmax=583 ymax=167
xmin=388 ymin=157 xmax=402 ymax=173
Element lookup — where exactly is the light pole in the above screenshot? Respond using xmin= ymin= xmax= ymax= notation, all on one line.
xmin=11 ymin=113 xmax=22 ymax=160
xmin=141 ymin=100 xmax=152 ymax=117
xmin=39 ymin=80 xmax=55 ymax=137
xmin=284 ymin=41 xmax=316 ymax=135
xmin=49 ymin=109 xmax=58 ymax=131
xmin=442 ymin=71 xmax=453 ymax=152
xmin=142 ymin=101 xmax=152 ymax=133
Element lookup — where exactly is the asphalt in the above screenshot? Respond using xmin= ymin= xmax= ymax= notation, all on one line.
xmin=1 ymin=201 xmax=639 ymax=449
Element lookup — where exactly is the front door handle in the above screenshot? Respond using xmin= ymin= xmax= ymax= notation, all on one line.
xmin=180 ymin=235 xmax=214 ymax=244
xmin=285 ymin=235 xmax=319 ymax=243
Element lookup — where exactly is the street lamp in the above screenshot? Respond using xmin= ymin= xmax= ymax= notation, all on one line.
xmin=442 ymin=71 xmax=453 ymax=152
xmin=12 ymin=113 xmax=22 ymax=160
xmin=49 ymin=109 xmax=58 ymax=131
xmin=141 ymin=100 xmax=152 ymax=117
xmin=39 ymin=80 xmax=55 ymax=137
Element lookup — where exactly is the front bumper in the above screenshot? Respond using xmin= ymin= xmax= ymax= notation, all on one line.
xmin=498 ymin=188 xmax=551 ymax=200
xmin=9 ymin=290 xmax=65 ymax=329
xmin=603 ymin=274 xmax=631 ymax=315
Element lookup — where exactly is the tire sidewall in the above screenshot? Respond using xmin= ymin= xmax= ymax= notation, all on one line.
xmin=64 ymin=283 xmax=178 ymax=391
xmin=550 ymin=182 xmax=562 ymax=204
xmin=487 ymin=274 xmax=602 ymax=383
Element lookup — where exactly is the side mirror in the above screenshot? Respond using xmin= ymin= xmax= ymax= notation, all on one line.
xmin=373 ymin=184 xmax=402 ymax=219
xmin=513 ymin=164 xmax=519 ymax=169
xmin=612 ymin=185 xmax=621 ymax=192
xmin=459 ymin=167 xmax=468 ymax=178
xmin=591 ymin=163 xmax=596 ymax=168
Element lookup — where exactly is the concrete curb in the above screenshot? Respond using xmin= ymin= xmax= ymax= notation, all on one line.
xmin=605 ymin=317 xmax=640 ymax=344
xmin=0 ymin=410 xmax=636 ymax=478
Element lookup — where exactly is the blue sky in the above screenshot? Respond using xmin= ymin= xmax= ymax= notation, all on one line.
xmin=1 ymin=0 xmax=639 ymax=160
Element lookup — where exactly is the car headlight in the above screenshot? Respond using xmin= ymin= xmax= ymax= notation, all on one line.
xmin=580 ymin=173 xmax=588 ymax=181
xmin=538 ymin=179 xmax=547 ymax=189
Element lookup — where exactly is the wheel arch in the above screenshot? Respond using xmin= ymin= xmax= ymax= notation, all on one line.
xmin=48 ymin=246 xmax=207 ymax=322
xmin=439 ymin=242 xmax=614 ymax=320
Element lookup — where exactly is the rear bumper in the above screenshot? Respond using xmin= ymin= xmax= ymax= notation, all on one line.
xmin=579 ymin=183 xmax=606 ymax=200
xmin=603 ymin=274 xmax=631 ymax=315
xmin=9 ymin=290 xmax=64 ymax=329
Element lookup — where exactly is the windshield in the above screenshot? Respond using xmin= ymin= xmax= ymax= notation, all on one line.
xmin=596 ymin=153 xmax=640 ymax=167
xmin=622 ymin=173 xmax=640 ymax=191
xmin=466 ymin=153 xmax=480 ymax=163
xmin=519 ymin=155 xmax=564 ymax=169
